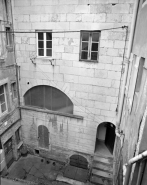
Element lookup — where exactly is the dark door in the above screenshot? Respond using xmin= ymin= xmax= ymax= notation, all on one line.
xmin=105 ymin=123 xmax=115 ymax=154
xmin=4 ymin=137 xmax=14 ymax=168
xmin=70 ymin=155 xmax=88 ymax=169
xmin=38 ymin=125 xmax=49 ymax=149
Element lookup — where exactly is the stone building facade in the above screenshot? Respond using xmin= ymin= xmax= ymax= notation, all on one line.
xmin=0 ymin=0 xmax=21 ymax=174
xmin=11 ymin=0 xmax=135 ymax=169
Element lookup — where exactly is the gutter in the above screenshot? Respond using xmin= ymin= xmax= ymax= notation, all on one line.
xmin=124 ymin=150 xmax=147 ymax=185
xmin=115 ymin=0 xmax=140 ymax=137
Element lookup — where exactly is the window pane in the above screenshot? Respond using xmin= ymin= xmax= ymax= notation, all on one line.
xmin=91 ymin=52 xmax=98 ymax=60
xmin=1 ymin=103 xmax=6 ymax=112
xmin=31 ymin=86 xmax=44 ymax=108
xmin=0 ymin=94 xmax=5 ymax=104
xmin=46 ymin=41 xmax=52 ymax=48
xmin=52 ymin=88 xmax=67 ymax=112
xmin=81 ymin=51 xmax=88 ymax=60
xmin=38 ymin=41 xmax=44 ymax=48
xmin=38 ymin=32 xmax=44 ymax=40
xmin=92 ymin=43 xmax=98 ymax=51
xmin=46 ymin=32 xmax=52 ymax=40
xmin=46 ymin=49 xmax=52 ymax=56
xmin=82 ymin=42 xmax=88 ymax=51
xmin=0 ymin=86 xmax=4 ymax=94
xmin=38 ymin=49 xmax=44 ymax=56
xmin=44 ymin=86 xmax=52 ymax=110
xmin=82 ymin=32 xmax=89 ymax=41
xmin=92 ymin=32 xmax=99 ymax=42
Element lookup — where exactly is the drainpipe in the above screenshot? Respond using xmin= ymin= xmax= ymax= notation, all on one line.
xmin=124 ymin=150 xmax=147 ymax=185
xmin=10 ymin=0 xmax=22 ymax=120
xmin=115 ymin=0 xmax=140 ymax=137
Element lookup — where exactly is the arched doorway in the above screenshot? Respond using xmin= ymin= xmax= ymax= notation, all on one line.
xmin=38 ymin=125 xmax=49 ymax=149
xmin=69 ymin=154 xmax=88 ymax=169
xmin=95 ymin=122 xmax=116 ymax=156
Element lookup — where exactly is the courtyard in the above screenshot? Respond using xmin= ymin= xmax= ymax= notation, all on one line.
xmin=3 ymin=154 xmax=90 ymax=185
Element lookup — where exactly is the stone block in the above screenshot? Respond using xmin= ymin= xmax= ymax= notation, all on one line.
xmin=89 ymin=93 xmax=106 ymax=102
xmin=64 ymin=74 xmax=79 ymax=83
xmin=108 ymin=71 xmax=121 ymax=80
xmin=99 ymin=56 xmax=113 ymax=64
xmin=55 ymin=5 xmax=76 ymax=14
xmin=54 ymin=45 xmax=64 ymax=52
xmin=14 ymin=0 xmax=31 ymax=7
xmin=30 ymin=15 xmax=40 ymax=22
xmin=93 ymin=13 xmax=106 ymax=22
xmin=18 ymin=23 xmax=31 ymax=30
xmin=30 ymin=38 xmax=36 ymax=45
xmin=58 ymin=0 xmax=79 ymax=4
xmin=107 ymin=48 xmax=119 ymax=57
xmin=95 ymin=70 xmax=107 ymax=78
xmin=100 ymin=110 xmax=116 ymax=117
xmin=113 ymin=57 xmax=123 ymax=64
xmin=100 ymin=40 xmax=114 ymax=48
xmin=30 ymin=0 xmax=58 ymax=6
xmin=82 ymin=14 xmax=94 ymax=22
xmin=23 ymin=15 xmax=30 ymax=22
xmin=82 ymin=99 xmax=95 ymax=108
xmin=122 ymin=14 xmax=133 ymax=23
xmin=112 ymin=4 xmax=130 ymax=13
xmin=90 ymin=4 xmax=112 ymax=14
xmin=67 ymin=14 xmax=82 ymax=22
xmin=95 ymin=102 xmax=110 ymax=110
xmin=106 ymin=14 xmax=122 ymax=23
xmin=75 ymin=5 xmax=90 ymax=13
xmin=96 ymin=79 xmax=112 ymax=87
xmin=106 ymin=96 xmax=117 ymax=103
xmin=114 ymin=40 xmax=125 ymax=49
xmin=40 ymin=15 xmax=51 ymax=22
xmin=105 ymin=64 xmax=122 ymax=71
xmin=110 ymin=103 xmax=117 ymax=111
xmin=76 ymin=92 xmax=88 ymax=99
xmin=73 ymin=46 xmax=80 ymax=54
xmin=111 ymin=80 xmax=120 ymax=88
xmin=62 ymin=53 xmax=79 ymax=61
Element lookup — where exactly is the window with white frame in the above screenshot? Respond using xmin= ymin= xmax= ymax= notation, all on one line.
xmin=0 ymin=85 xmax=7 ymax=116
xmin=11 ymin=82 xmax=17 ymax=99
xmin=6 ymin=27 xmax=12 ymax=46
xmin=37 ymin=32 xmax=52 ymax=57
xmin=80 ymin=31 xmax=100 ymax=62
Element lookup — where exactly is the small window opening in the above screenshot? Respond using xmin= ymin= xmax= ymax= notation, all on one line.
xmin=6 ymin=27 xmax=12 ymax=46
xmin=11 ymin=82 xmax=17 ymax=99
xmin=35 ymin=149 xmax=39 ymax=155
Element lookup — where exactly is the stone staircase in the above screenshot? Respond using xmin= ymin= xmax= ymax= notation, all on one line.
xmin=90 ymin=154 xmax=113 ymax=185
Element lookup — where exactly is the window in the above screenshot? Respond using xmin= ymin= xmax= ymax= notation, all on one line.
xmin=132 ymin=58 xmax=145 ymax=112
xmin=80 ymin=31 xmax=100 ymax=61
xmin=24 ymin=85 xmax=73 ymax=114
xmin=15 ymin=128 xmax=21 ymax=145
xmin=37 ymin=32 xmax=52 ymax=57
xmin=4 ymin=0 xmax=8 ymax=20
xmin=6 ymin=27 xmax=12 ymax=46
xmin=0 ymin=85 xmax=7 ymax=116
xmin=11 ymin=82 xmax=17 ymax=99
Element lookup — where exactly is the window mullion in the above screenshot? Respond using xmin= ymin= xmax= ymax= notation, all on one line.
xmin=44 ymin=33 xmax=46 ymax=56
xmin=89 ymin=33 xmax=92 ymax=60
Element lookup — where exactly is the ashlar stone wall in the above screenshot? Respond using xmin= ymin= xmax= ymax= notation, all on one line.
xmin=12 ymin=0 xmax=134 ymax=156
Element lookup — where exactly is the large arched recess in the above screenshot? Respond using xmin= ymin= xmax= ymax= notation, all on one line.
xmin=24 ymin=85 xmax=73 ymax=114
xmin=95 ymin=122 xmax=116 ymax=155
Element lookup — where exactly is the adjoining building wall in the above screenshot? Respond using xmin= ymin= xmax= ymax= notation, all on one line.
xmin=115 ymin=1 xmax=147 ymax=184
xmin=0 ymin=0 xmax=21 ymax=173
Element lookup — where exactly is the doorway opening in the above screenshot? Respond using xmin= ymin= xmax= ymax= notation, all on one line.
xmin=95 ymin=122 xmax=116 ymax=156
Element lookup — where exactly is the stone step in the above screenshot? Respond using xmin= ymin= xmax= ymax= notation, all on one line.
xmin=92 ymin=162 xmax=113 ymax=173
xmin=93 ymin=156 xmax=113 ymax=165
xmin=92 ymin=169 xmax=113 ymax=179
xmin=90 ymin=175 xmax=113 ymax=185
